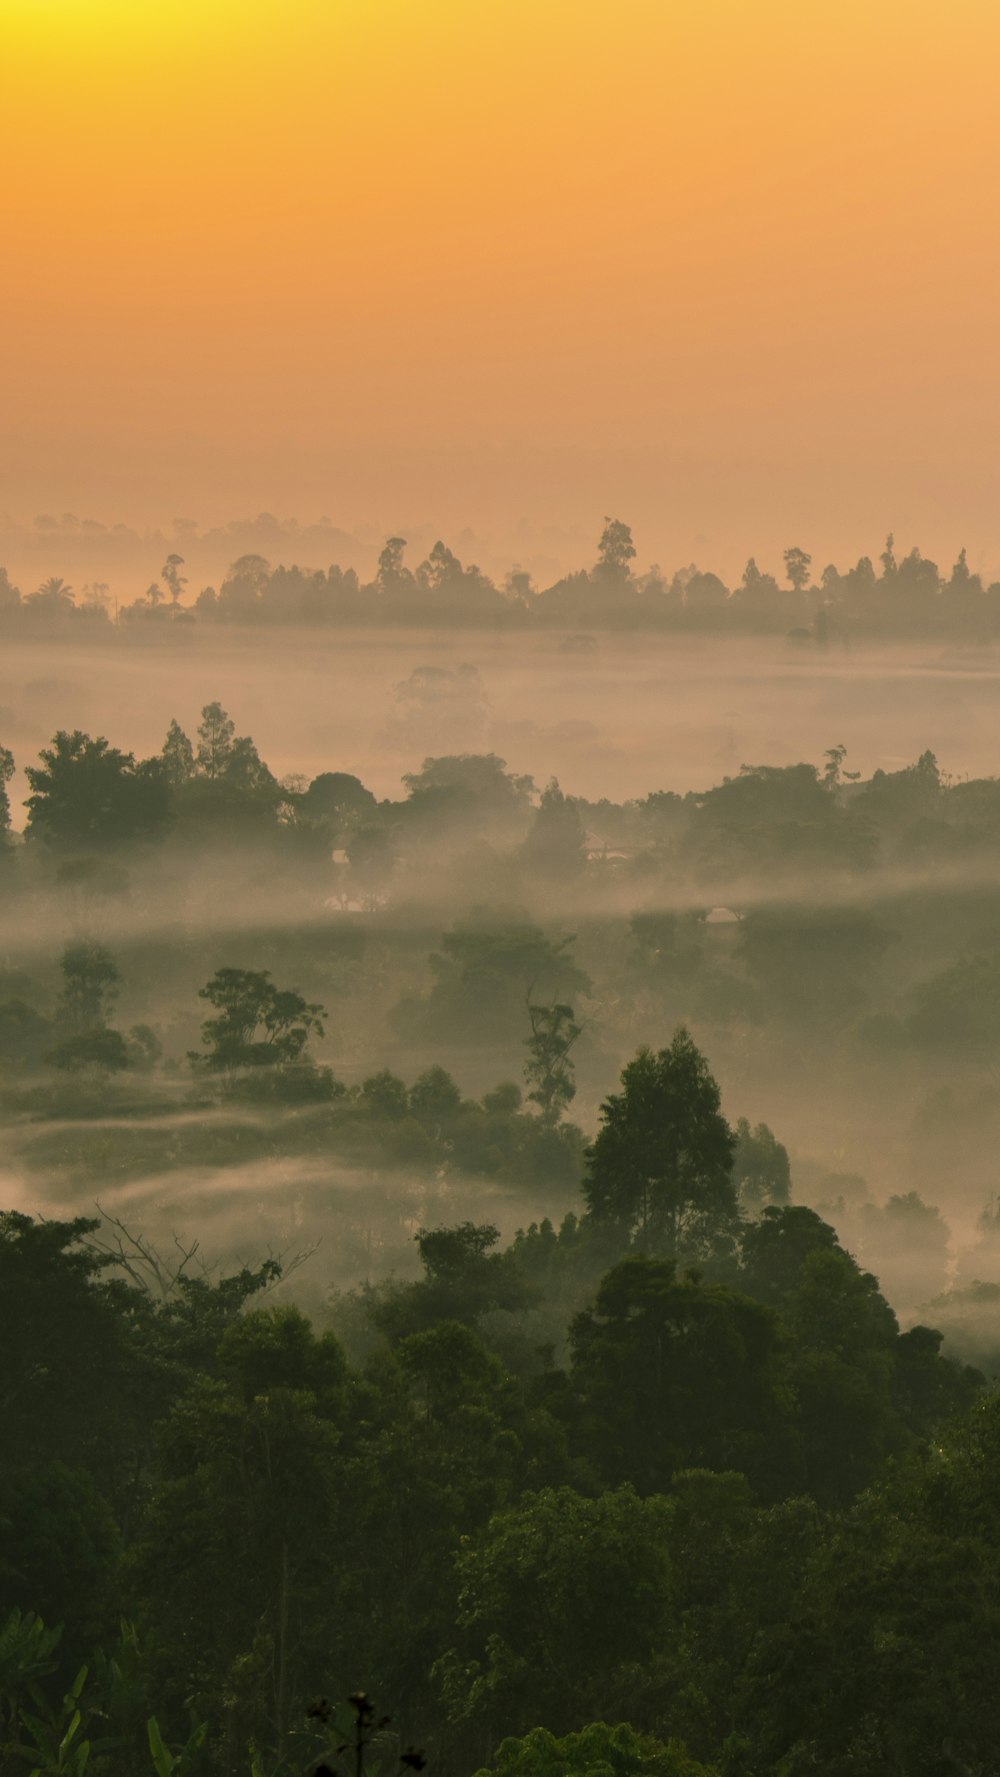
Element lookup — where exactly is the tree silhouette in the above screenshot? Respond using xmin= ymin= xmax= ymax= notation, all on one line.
xmin=595 ymin=517 xmax=636 ymax=580
xmin=783 ymin=546 xmax=812 ymax=594
xmin=191 ymin=968 xmax=326 ymax=1072
xmin=161 ymin=553 xmax=187 ymax=605
xmin=584 ymin=1028 xmax=737 ymax=1255
xmin=160 ymin=719 xmax=195 ymax=786
xmin=195 ymin=702 xmax=236 ymax=778
xmin=524 ymin=1002 xmax=581 ymax=1126
xmin=377 ymin=537 xmax=411 ymax=594
xmin=28 ymin=577 xmax=75 ymax=615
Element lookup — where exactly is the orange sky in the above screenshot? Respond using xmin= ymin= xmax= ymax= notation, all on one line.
xmin=4 ymin=0 xmax=1000 ymax=576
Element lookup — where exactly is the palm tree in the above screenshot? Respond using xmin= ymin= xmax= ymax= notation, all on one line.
xmin=28 ymin=576 xmax=74 ymax=612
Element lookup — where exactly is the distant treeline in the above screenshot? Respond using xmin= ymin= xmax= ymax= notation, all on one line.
xmin=4 ymin=521 xmax=999 ymax=638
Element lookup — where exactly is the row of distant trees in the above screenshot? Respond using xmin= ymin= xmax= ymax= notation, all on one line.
xmin=2 ymin=521 xmax=998 ymax=637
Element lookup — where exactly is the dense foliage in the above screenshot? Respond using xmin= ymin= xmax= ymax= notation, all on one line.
xmin=0 ymin=1016 xmax=992 ymax=1776
xmin=4 ymin=684 xmax=1000 ymax=1774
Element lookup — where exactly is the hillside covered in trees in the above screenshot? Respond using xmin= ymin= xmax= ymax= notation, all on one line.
xmin=2 ymin=1023 xmax=995 ymax=1777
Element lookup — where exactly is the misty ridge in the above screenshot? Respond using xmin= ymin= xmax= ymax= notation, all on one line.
xmin=6 ymin=688 xmax=1000 ymax=1338
xmin=6 ymin=518 xmax=1000 ymax=642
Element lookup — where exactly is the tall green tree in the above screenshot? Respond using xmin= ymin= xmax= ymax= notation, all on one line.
xmin=160 ymin=719 xmax=194 ymax=786
xmin=160 ymin=553 xmax=187 ymax=606
xmin=56 ymin=941 xmax=121 ymax=1034
xmin=523 ymin=1002 xmax=580 ymax=1126
xmin=377 ymin=536 xmax=413 ymax=595
xmin=584 ymin=1031 xmax=737 ymax=1256
xmin=50 ymin=943 xmax=129 ymax=1075
xmin=194 ymin=703 xmax=236 ymax=778
xmin=595 ymin=518 xmax=637 ymax=581
xmin=783 ymin=546 xmax=812 ymax=593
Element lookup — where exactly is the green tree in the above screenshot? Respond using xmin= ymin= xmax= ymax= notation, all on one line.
xmin=417 ymin=539 xmax=463 ymax=591
xmin=436 ymin=1485 xmax=673 ymax=1740
xmin=360 ymin=1068 xmax=409 ymax=1120
xmin=0 ymin=1213 xmax=141 ymax=1492
xmin=130 ymin=1308 xmax=347 ymax=1768
xmin=342 ymin=1320 xmax=549 ymax=1730
xmin=215 ymin=554 xmax=272 ymax=620
xmin=521 ymin=780 xmax=587 ymax=877
xmin=821 ymin=741 xmax=848 ymax=787
xmin=782 ymin=546 xmax=812 ymax=593
xmin=377 ymin=536 xmax=413 ymax=594
xmin=731 ymin=1119 xmax=790 ymax=1214
xmin=741 ymin=1400 xmax=1000 ymax=1773
xmin=408 ymin=1065 xmax=463 ymax=1124
xmin=49 ymin=942 xmax=129 ymax=1076
xmin=25 ymin=732 xmax=170 ymax=848
xmin=224 ymin=734 xmax=278 ymax=795
xmin=595 ymin=518 xmax=637 ymax=581
xmin=49 ymin=1027 xmax=130 ymax=1075
xmin=160 ymin=719 xmax=194 ymax=786
xmin=191 ymin=968 xmax=326 ymax=1073
xmin=161 ymin=553 xmax=187 ymax=606
xmin=402 ymin=754 xmax=535 ymax=829
xmin=569 ymin=1257 xmax=796 ymax=1498
xmin=396 ymin=916 xmax=588 ymax=1050
xmin=194 ymin=702 xmax=236 ymax=778
xmin=584 ymin=1031 xmax=737 ymax=1256
xmin=56 ymin=941 xmax=121 ymax=1034
xmin=783 ymin=1246 xmax=907 ymax=1502
xmin=524 ymin=1002 xmax=580 ymax=1126
xmin=28 ymin=576 xmax=75 ymax=616
xmin=0 ymin=1610 xmax=63 ymax=1751
xmin=739 ymin=1205 xmax=839 ymax=1304
xmin=0 ymin=1461 xmax=121 ymax=1656
xmin=474 ymin=1722 xmax=716 ymax=1777
xmin=298 ymin=770 xmax=377 ymax=830
xmin=371 ymin=1224 xmax=533 ymax=1340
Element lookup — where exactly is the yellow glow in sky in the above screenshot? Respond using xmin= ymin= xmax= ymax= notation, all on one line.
xmin=4 ymin=0 xmax=1000 ymax=570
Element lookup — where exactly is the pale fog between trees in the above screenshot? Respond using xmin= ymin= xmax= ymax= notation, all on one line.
xmin=4 ymin=518 xmax=1000 ymax=1372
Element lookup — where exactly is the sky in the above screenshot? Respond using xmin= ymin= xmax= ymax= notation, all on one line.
xmin=4 ymin=0 xmax=1000 ymax=577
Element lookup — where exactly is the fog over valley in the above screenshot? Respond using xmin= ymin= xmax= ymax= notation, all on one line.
xmin=6 ymin=626 xmax=1000 ymax=811
xmin=6 ymin=599 xmax=1000 ymax=1345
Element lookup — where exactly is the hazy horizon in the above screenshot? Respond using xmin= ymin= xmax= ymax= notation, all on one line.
xmin=8 ymin=0 xmax=1000 ymax=577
